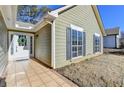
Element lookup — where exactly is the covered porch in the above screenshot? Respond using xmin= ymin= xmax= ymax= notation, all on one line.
xmin=6 ymin=58 xmax=77 ymax=87
xmin=0 ymin=5 xmax=77 ymax=87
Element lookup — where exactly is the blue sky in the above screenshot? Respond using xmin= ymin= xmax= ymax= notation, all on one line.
xmin=98 ymin=5 xmax=124 ymax=32
xmin=45 ymin=5 xmax=64 ymax=10
xmin=38 ymin=5 xmax=64 ymax=10
xmin=17 ymin=5 xmax=64 ymax=24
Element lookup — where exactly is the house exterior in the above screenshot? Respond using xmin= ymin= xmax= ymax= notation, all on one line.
xmin=104 ymin=27 xmax=121 ymax=48
xmin=0 ymin=5 xmax=105 ymax=80
xmin=0 ymin=11 xmax=8 ymax=79
xmin=119 ymin=31 xmax=124 ymax=48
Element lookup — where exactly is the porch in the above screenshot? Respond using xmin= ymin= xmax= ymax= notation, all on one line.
xmin=6 ymin=58 xmax=77 ymax=87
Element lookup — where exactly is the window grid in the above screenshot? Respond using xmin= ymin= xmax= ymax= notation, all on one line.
xmin=94 ymin=35 xmax=101 ymax=52
xmin=71 ymin=29 xmax=83 ymax=58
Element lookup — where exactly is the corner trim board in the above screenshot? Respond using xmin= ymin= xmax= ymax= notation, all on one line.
xmin=51 ymin=21 xmax=56 ymax=69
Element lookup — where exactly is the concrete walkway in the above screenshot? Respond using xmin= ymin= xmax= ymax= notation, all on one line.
xmin=6 ymin=58 xmax=77 ymax=87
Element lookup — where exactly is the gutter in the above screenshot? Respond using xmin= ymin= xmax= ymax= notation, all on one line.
xmin=91 ymin=5 xmax=106 ymax=36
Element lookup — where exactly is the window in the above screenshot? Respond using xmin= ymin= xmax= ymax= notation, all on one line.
xmin=66 ymin=25 xmax=86 ymax=60
xmin=93 ymin=33 xmax=101 ymax=53
xmin=72 ymin=30 xmax=83 ymax=57
xmin=11 ymin=34 xmax=14 ymax=55
xmin=30 ymin=36 xmax=32 ymax=54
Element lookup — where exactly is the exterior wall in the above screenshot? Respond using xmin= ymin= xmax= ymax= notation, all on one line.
xmin=0 ymin=11 xmax=8 ymax=77
xmin=35 ymin=24 xmax=51 ymax=66
xmin=55 ymin=5 xmax=103 ymax=68
xmin=116 ymin=35 xmax=120 ymax=48
xmin=104 ymin=35 xmax=116 ymax=48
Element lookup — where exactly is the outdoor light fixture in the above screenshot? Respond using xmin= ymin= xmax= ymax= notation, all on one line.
xmin=15 ymin=24 xmax=33 ymax=29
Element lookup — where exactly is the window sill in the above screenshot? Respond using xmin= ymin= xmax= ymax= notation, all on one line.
xmin=72 ymin=56 xmax=83 ymax=60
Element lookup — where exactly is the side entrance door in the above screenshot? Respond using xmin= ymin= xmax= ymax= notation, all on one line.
xmin=9 ymin=32 xmax=34 ymax=61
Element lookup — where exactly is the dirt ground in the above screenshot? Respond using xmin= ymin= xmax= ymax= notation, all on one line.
xmin=104 ymin=48 xmax=124 ymax=55
xmin=56 ymin=50 xmax=124 ymax=87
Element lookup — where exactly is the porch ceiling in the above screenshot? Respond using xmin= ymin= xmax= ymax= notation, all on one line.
xmin=0 ymin=5 xmax=58 ymax=32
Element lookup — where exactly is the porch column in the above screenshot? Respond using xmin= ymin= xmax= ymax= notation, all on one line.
xmin=51 ymin=21 xmax=55 ymax=69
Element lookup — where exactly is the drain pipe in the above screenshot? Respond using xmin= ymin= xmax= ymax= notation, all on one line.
xmin=46 ymin=20 xmax=56 ymax=69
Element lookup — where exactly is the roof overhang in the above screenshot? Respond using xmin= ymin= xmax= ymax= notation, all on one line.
xmin=0 ymin=5 xmax=58 ymax=32
xmin=51 ymin=5 xmax=106 ymax=36
xmin=0 ymin=5 xmax=105 ymax=35
xmin=105 ymin=27 xmax=120 ymax=35
xmin=91 ymin=5 xmax=106 ymax=36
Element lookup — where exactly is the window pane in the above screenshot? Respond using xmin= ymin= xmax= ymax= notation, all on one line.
xmin=78 ymin=46 xmax=82 ymax=56
xmin=72 ymin=46 xmax=77 ymax=57
xmin=30 ymin=36 xmax=32 ymax=54
xmin=78 ymin=31 xmax=82 ymax=45
xmin=72 ymin=46 xmax=77 ymax=52
xmin=94 ymin=35 xmax=101 ymax=52
xmin=72 ymin=29 xmax=77 ymax=45
xmin=72 ymin=52 xmax=77 ymax=57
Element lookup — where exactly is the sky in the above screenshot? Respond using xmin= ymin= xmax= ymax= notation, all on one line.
xmin=98 ymin=5 xmax=124 ymax=32
xmin=38 ymin=5 xmax=64 ymax=10
xmin=45 ymin=5 xmax=64 ymax=10
xmin=17 ymin=5 xmax=64 ymax=24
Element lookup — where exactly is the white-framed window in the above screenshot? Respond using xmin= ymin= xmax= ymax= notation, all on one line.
xmin=93 ymin=33 xmax=101 ymax=53
xmin=66 ymin=24 xmax=86 ymax=60
xmin=72 ymin=29 xmax=83 ymax=57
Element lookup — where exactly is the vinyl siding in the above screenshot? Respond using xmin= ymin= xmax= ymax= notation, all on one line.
xmin=0 ymin=11 xmax=8 ymax=77
xmin=55 ymin=5 xmax=103 ymax=68
xmin=35 ymin=24 xmax=51 ymax=66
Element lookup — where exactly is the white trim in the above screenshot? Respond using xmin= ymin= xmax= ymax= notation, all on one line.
xmin=51 ymin=5 xmax=74 ymax=14
xmin=9 ymin=31 xmax=34 ymax=36
xmin=94 ymin=33 xmax=100 ymax=37
xmin=8 ymin=31 xmax=34 ymax=61
xmin=51 ymin=21 xmax=56 ymax=69
xmin=70 ymin=24 xmax=84 ymax=59
xmin=72 ymin=56 xmax=82 ymax=60
xmin=70 ymin=24 xmax=84 ymax=32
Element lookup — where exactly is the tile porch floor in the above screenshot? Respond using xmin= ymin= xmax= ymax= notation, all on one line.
xmin=6 ymin=58 xmax=78 ymax=87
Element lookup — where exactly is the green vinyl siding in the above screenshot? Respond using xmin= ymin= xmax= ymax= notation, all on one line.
xmin=55 ymin=5 xmax=103 ymax=68
xmin=0 ymin=11 xmax=8 ymax=77
xmin=35 ymin=24 xmax=51 ymax=66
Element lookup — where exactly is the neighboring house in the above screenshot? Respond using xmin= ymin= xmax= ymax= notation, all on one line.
xmin=0 ymin=5 xmax=105 ymax=80
xmin=104 ymin=27 xmax=121 ymax=48
xmin=119 ymin=31 xmax=124 ymax=48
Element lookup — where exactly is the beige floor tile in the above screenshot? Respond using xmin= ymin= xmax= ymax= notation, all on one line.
xmin=7 ymin=67 xmax=15 ymax=75
xmin=16 ymin=79 xmax=30 ymax=87
xmin=7 ymin=82 xmax=16 ymax=87
xmin=30 ymin=81 xmax=45 ymax=87
xmin=28 ymin=76 xmax=41 ymax=82
xmin=6 ymin=74 xmax=16 ymax=83
xmin=6 ymin=59 xmax=77 ymax=87
xmin=45 ymin=81 xmax=60 ymax=87
xmin=26 ymin=72 xmax=36 ymax=77
xmin=54 ymin=78 xmax=66 ymax=85
xmin=39 ymin=73 xmax=48 ymax=77
xmin=61 ymin=83 xmax=71 ymax=87
xmin=40 ymin=76 xmax=53 ymax=83
xmin=15 ymin=72 xmax=27 ymax=81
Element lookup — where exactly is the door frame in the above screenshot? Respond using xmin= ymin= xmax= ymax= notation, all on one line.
xmin=8 ymin=31 xmax=34 ymax=61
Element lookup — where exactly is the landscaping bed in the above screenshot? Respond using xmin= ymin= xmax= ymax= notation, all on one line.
xmin=56 ymin=54 xmax=124 ymax=87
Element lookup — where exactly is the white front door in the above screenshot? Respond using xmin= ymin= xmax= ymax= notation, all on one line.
xmin=9 ymin=32 xmax=34 ymax=61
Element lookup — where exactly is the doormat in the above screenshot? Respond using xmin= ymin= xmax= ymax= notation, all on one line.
xmin=0 ymin=78 xmax=6 ymax=87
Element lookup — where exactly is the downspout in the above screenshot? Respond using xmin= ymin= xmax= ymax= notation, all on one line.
xmin=46 ymin=21 xmax=56 ymax=69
